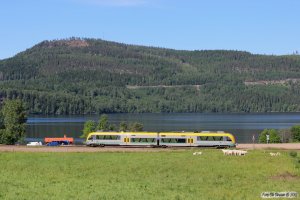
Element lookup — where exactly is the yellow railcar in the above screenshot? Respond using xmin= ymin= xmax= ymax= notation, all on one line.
xmin=86 ymin=131 xmax=236 ymax=148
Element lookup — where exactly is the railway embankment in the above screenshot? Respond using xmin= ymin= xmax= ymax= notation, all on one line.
xmin=237 ymin=143 xmax=300 ymax=150
xmin=0 ymin=143 xmax=299 ymax=152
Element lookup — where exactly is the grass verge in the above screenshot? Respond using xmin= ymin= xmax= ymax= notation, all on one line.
xmin=0 ymin=149 xmax=299 ymax=200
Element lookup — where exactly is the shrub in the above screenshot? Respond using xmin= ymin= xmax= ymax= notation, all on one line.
xmin=290 ymin=125 xmax=300 ymax=142
xmin=81 ymin=120 xmax=96 ymax=138
xmin=289 ymin=151 xmax=298 ymax=158
xmin=96 ymin=114 xmax=109 ymax=131
xmin=119 ymin=121 xmax=128 ymax=132
xmin=259 ymin=129 xmax=281 ymax=143
xmin=294 ymin=158 xmax=300 ymax=169
xmin=129 ymin=122 xmax=144 ymax=132
xmin=278 ymin=129 xmax=292 ymax=143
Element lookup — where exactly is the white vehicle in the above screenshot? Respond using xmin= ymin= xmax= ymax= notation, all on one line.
xmin=27 ymin=142 xmax=43 ymax=146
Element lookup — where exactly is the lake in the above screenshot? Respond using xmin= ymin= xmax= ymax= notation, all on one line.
xmin=26 ymin=113 xmax=300 ymax=143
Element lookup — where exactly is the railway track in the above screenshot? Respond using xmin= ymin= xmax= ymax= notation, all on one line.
xmin=0 ymin=143 xmax=299 ymax=152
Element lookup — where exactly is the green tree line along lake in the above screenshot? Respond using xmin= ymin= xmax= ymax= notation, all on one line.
xmin=26 ymin=113 xmax=300 ymax=143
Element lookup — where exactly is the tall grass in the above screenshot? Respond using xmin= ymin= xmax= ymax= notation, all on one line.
xmin=0 ymin=150 xmax=299 ymax=200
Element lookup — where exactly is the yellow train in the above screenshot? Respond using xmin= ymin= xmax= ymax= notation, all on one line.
xmin=86 ymin=131 xmax=236 ymax=148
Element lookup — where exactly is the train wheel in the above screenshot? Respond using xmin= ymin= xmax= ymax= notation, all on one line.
xmin=100 ymin=144 xmax=105 ymax=147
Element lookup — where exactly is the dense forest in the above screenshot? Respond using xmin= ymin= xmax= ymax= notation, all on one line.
xmin=1 ymin=37 xmax=300 ymax=114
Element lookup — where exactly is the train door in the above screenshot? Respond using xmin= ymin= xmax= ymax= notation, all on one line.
xmin=123 ymin=136 xmax=129 ymax=146
xmin=188 ymin=137 xmax=194 ymax=146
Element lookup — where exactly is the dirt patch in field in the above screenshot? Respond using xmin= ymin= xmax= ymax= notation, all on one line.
xmin=270 ymin=172 xmax=300 ymax=181
xmin=237 ymin=143 xmax=300 ymax=150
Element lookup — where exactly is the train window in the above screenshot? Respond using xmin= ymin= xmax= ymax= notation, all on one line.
xmin=96 ymin=135 xmax=120 ymax=140
xmin=131 ymin=138 xmax=155 ymax=143
xmin=226 ymin=137 xmax=232 ymax=141
xmin=88 ymin=135 xmax=94 ymax=140
xmin=177 ymin=139 xmax=186 ymax=143
xmin=96 ymin=135 xmax=104 ymax=140
xmin=110 ymin=135 xmax=120 ymax=140
xmin=161 ymin=138 xmax=186 ymax=143
xmin=197 ymin=136 xmax=224 ymax=141
xmin=199 ymin=136 xmax=220 ymax=141
xmin=214 ymin=136 xmax=223 ymax=141
xmin=199 ymin=136 xmax=207 ymax=141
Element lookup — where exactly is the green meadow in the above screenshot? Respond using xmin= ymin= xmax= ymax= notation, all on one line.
xmin=0 ymin=150 xmax=299 ymax=200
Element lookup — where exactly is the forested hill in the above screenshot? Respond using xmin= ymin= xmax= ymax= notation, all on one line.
xmin=1 ymin=38 xmax=300 ymax=114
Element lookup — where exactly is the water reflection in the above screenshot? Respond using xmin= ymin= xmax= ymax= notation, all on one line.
xmin=26 ymin=113 xmax=300 ymax=143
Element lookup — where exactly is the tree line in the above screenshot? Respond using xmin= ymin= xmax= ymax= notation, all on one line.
xmin=81 ymin=114 xmax=144 ymax=138
xmin=258 ymin=125 xmax=300 ymax=143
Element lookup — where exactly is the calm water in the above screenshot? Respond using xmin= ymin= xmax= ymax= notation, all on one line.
xmin=26 ymin=113 xmax=300 ymax=143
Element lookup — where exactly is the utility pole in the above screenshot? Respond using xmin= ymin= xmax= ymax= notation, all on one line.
xmin=252 ymin=134 xmax=255 ymax=149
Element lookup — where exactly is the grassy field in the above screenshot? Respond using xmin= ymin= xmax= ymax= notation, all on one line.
xmin=0 ymin=149 xmax=299 ymax=200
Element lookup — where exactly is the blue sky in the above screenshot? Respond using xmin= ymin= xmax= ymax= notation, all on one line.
xmin=0 ymin=0 xmax=299 ymax=59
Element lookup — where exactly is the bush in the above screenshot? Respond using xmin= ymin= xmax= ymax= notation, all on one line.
xmin=96 ymin=114 xmax=109 ymax=131
xmin=294 ymin=158 xmax=300 ymax=169
xmin=289 ymin=151 xmax=298 ymax=158
xmin=81 ymin=120 xmax=96 ymax=138
xmin=259 ymin=129 xmax=281 ymax=143
xmin=290 ymin=125 xmax=300 ymax=142
xmin=129 ymin=122 xmax=144 ymax=132
xmin=119 ymin=121 xmax=128 ymax=132
xmin=278 ymin=129 xmax=292 ymax=143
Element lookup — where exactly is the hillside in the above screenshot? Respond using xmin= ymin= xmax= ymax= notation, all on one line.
xmin=1 ymin=38 xmax=300 ymax=114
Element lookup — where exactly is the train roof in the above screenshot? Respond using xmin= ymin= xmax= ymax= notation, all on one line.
xmin=87 ymin=131 xmax=234 ymax=136
xmin=88 ymin=131 xmax=157 ymax=135
xmin=159 ymin=132 xmax=233 ymax=136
